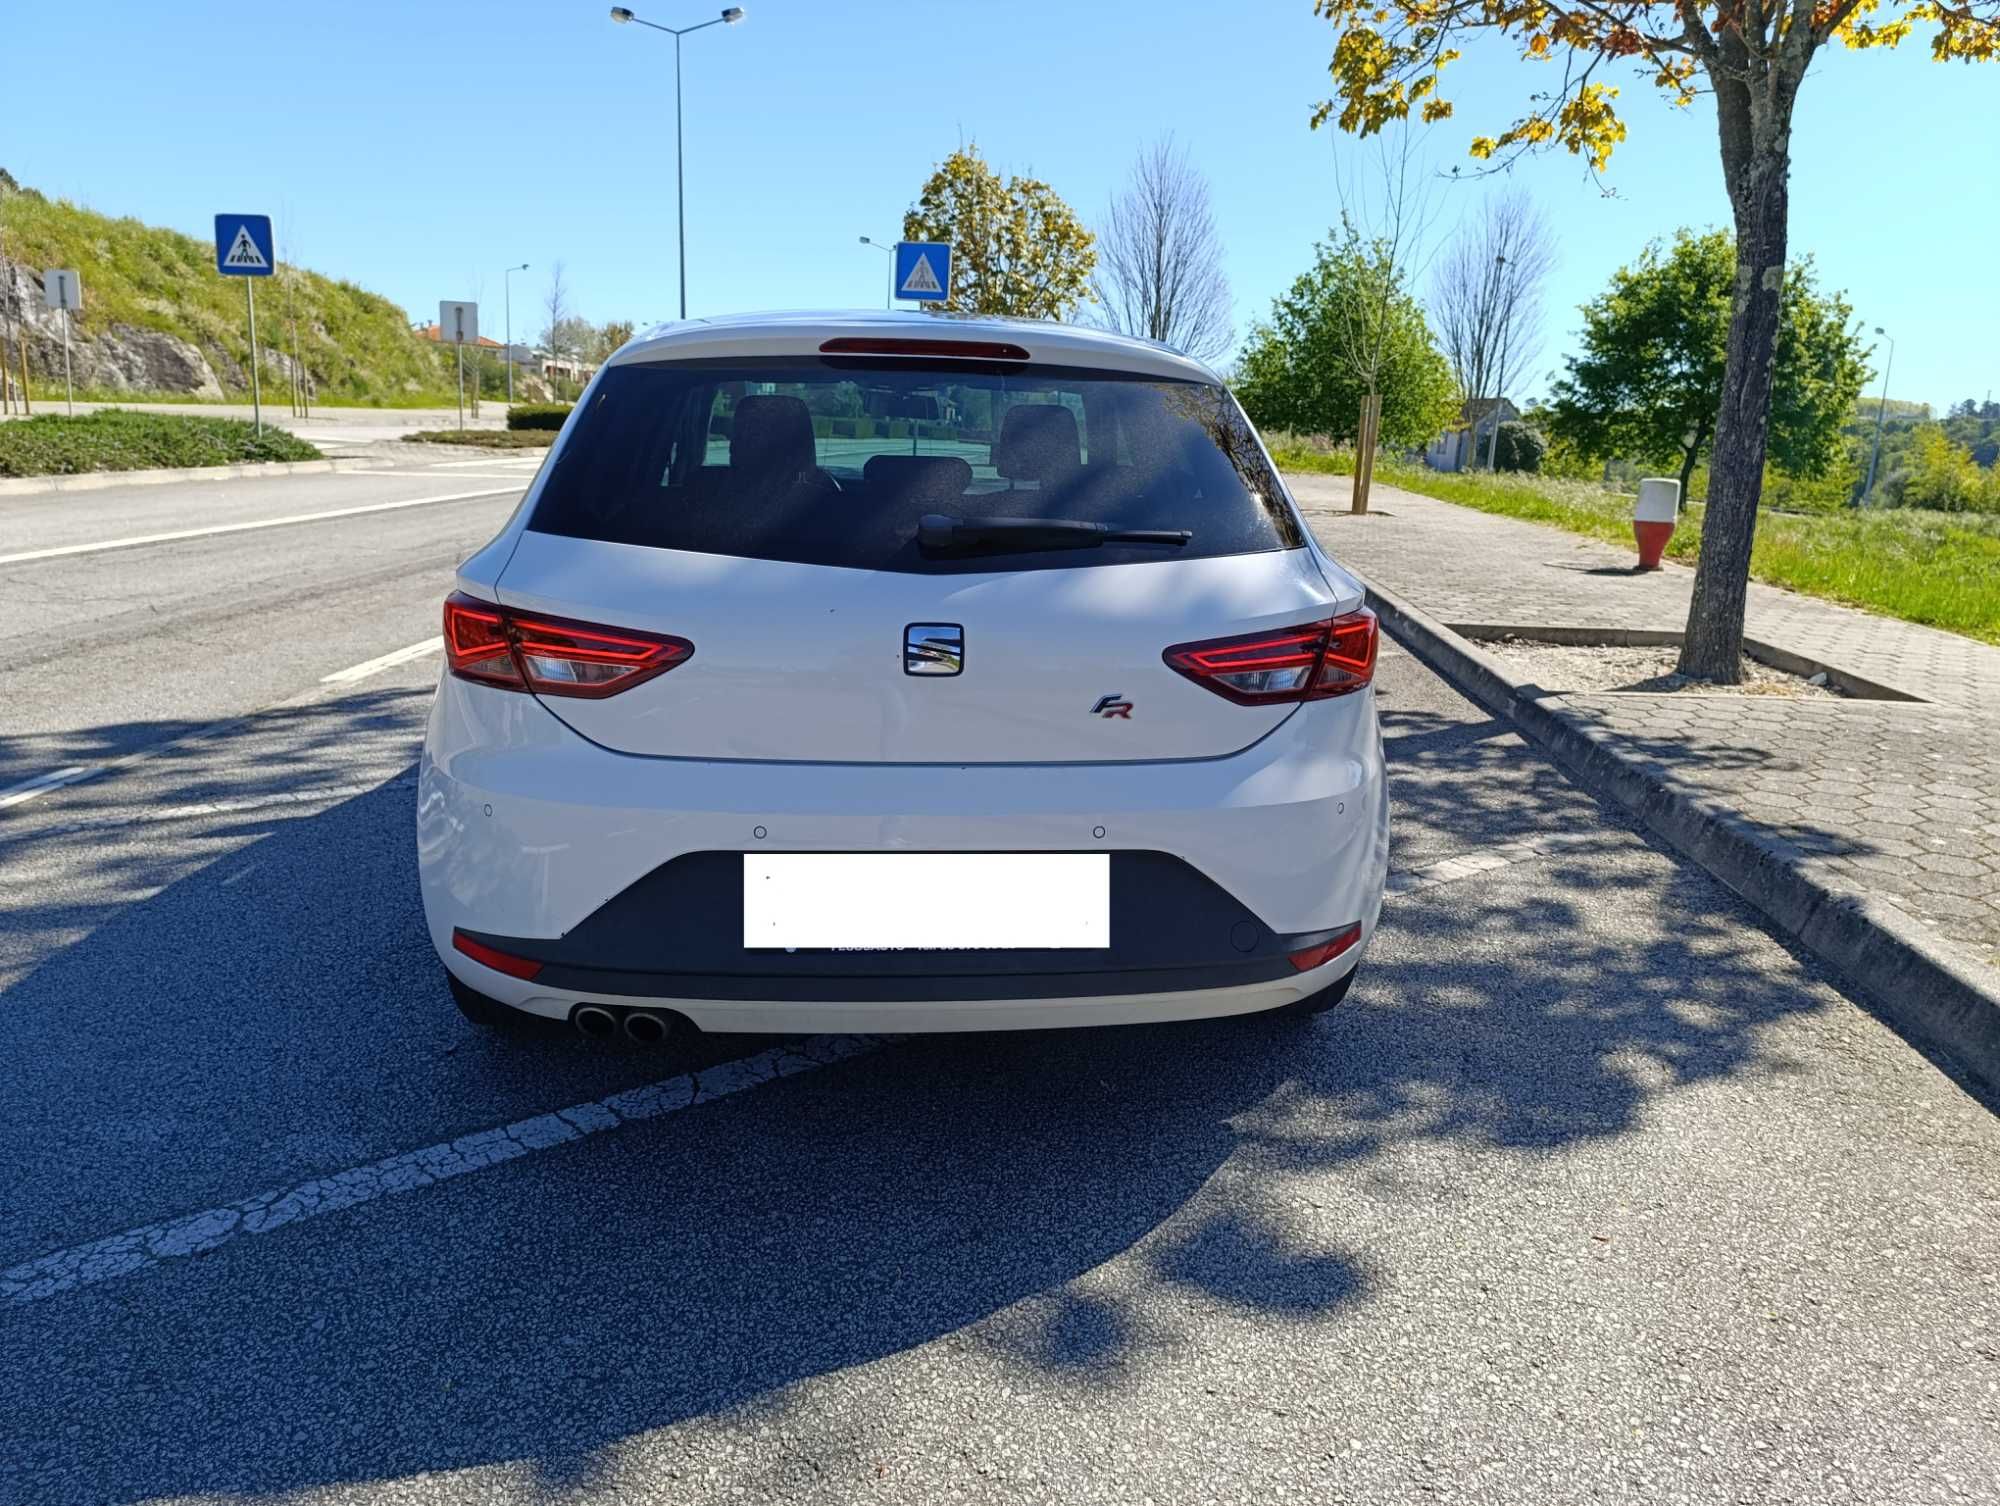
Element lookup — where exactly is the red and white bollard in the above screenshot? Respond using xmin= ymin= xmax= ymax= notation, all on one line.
xmin=1633 ymin=477 xmax=1680 ymax=571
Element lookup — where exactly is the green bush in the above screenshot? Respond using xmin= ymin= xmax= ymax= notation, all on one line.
xmin=0 ymin=409 xmax=320 ymax=477
xmin=1492 ymin=422 xmax=1547 ymax=474
xmin=403 ymin=429 xmax=554 ymax=449
xmin=506 ymin=403 xmax=574 ymax=432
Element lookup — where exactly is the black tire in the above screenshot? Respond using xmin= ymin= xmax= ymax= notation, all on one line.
xmin=448 ymin=970 xmax=523 ymax=1030
xmin=1283 ymin=966 xmax=1357 ymax=1017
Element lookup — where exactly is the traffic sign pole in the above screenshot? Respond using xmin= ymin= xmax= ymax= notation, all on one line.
xmin=60 ymin=307 xmax=73 ymax=416
xmin=245 ymin=278 xmax=262 ymax=436
xmin=456 ymin=342 xmax=465 ymax=432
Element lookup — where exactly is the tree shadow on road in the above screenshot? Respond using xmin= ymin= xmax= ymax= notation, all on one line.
xmin=0 ymin=692 xmax=1886 ymax=1503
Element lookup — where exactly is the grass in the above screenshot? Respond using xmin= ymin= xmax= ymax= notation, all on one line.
xmin=1 ymin=185 xmax=461 ymax=406
xmin=0 ymin=409 xmax=321 ymax=476
xmin=404 ymin=429 xmax=552 ymax=449
xmin=1273 ymin=443 xmax=2000 ymax=646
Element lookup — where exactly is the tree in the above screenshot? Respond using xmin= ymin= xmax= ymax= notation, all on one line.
xmin=1431 ymin=189 xmax=1555 ymax=470
xmin=902 ymin=145 xmax=1095 ymax=321
xmin=593 ymin=319 xmax=636 ymax=361
xmin=1548 ymin=230 xmax=1868 ymax=497
xmin=1306 ymin=0 xmax=1998 ymax=680
xmin=540 ymin=261 xmax=572 ymax=359
xmin=1234 ymin=226 xmax=1458 ymax=453
xmin=1091 ymin=136 xmax=1233 ymax=364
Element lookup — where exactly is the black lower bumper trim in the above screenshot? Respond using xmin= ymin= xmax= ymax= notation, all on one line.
xmin=463 ymin=850 xmax=1342 ymax=1004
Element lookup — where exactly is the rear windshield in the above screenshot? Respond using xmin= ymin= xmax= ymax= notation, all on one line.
xmin=526 ymin=357 xmax=1303 ymax=573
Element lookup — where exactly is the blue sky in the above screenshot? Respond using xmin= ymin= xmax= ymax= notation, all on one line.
xmin=8 ymin=1 xmax=1996 ymax=410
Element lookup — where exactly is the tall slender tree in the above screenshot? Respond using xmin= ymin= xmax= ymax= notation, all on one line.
xmin=1305 ymin=0 xmax=1998 ymax=679
xmin=1431 ymin=190 xmax=1555 ymax=467
xmin=1092 ymin=136 xmax=1233 ymax=365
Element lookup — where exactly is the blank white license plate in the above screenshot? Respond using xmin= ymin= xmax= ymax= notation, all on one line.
xmin=743 ymin=853 xmax=1109 ymax=950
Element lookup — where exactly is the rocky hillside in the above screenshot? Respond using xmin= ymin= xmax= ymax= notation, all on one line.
xmin=0 ymin=170 xmax=459 ymax=404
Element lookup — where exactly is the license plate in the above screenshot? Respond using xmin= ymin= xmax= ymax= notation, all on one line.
xmin=743 ymin=853 xmax=1109 ymax=950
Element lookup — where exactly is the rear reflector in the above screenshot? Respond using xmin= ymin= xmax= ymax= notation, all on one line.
xmin=1163 ymin=609 xmax=1378 ymax=705
xmin=444 ymin=592 xmax=692 ymax=699
xmin=452 ymin=930 xmax=544 ymax=981
xmin=818 ymin=336 xmax=1031 ymax=361
xmin=1288 ymin=923 xmax=1363 ymax=973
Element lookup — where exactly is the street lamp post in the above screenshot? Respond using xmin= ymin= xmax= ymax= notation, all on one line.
xmin=503 ymin=262 xmax=529 ymax=404
xmin=858 ymin=235 xmax=895 ymax=310
xmin=609 ymin=6 xmax=747 ymax=321
xmin=1863 ymin=325 xmax=1896 ymax=506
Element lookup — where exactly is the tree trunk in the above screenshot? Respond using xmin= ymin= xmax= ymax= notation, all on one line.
xmin=1677 ymin=49 xmax=1798 ymax=684
xmin=1677 ymin=442 xmax=1699 ymax=499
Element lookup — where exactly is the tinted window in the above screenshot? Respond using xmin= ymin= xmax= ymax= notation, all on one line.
xmin=528 ymin=358 xmax=1303 ymax=573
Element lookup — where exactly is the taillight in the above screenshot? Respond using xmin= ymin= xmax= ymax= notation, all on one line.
xmin=1162 ymin=609 xmax=1378 ymax=705
xmin=443 ymin=592 xmax=692 ymax=698
xmin=1288 ymin=923 xmax=1363 ymax=972
xmin=452 ymin=929 xmax=544 ymax=980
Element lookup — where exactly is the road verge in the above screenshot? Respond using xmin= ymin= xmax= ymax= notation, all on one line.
xmin=0 ymin=457 xmax=390 ymax=498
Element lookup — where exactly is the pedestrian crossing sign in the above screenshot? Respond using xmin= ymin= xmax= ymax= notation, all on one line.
xmin=214 ymin=214 xmax=275 ymax=277
xmin=894 ymin=242 xmax=951 ymax=303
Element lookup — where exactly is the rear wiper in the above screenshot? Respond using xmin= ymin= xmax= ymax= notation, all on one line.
xmin=918 ymin=513 xmax=1193 ymax=554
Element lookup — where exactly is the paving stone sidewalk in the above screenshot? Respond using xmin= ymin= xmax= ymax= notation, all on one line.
xmin=1288 ymin=474 xmax=2000 ymax=976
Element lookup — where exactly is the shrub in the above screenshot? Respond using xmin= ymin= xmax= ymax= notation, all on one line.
xmin=1491 ymin=422 xmax=1547 ymax=474
xmin=403 ymin=429 xmax=554 ymax=449
xmin=0 ymin=409 xmax=320 ymax=477
xmin=507 ymin=403 xmax=574 ymax=432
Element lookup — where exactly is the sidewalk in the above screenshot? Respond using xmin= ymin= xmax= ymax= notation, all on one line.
xmin=1288 ymin=473 xmax=2000 ymax=1083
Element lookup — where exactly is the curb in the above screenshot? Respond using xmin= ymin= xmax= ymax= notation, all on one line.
xmin=0 ymin=458 xmax=389 ymax=498
xmin=1361 ymin=572 xmax=2000 ymax=1094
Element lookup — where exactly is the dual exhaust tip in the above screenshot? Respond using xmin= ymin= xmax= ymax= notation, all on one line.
xmin=572 ymin=1004 xmax=682 ymax=1045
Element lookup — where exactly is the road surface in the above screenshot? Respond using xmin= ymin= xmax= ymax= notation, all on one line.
xmin=2 ymin=461 xmax=1995 ymax=1504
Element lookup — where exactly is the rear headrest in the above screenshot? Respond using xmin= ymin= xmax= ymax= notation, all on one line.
xmin=730 ymin=394 xmax=817 ymax=482
xmin=995 ymin=404 xmax=1081 ymax=483
xmin=861 ymin=454 xmax=972 ymax=500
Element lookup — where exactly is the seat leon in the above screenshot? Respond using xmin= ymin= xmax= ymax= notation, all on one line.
xmin=418 ymin=312 xmax=1388 ymax=1040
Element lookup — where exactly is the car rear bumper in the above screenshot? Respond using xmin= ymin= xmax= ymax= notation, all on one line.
xmin=418 ymin=675 xmax=1388 ymax=1030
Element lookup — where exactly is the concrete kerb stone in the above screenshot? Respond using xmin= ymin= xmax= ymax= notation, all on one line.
xmin=0 ymin=457 xmax=390 ymax=498
xmin=1361 ymin=571 xmax=2000 ymax=1094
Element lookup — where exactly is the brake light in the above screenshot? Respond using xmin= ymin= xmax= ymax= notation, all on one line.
xmin=443 ymin=593 xmax=692 ymax=698
xmin=818 ymin=336 xmax=1031 ymax=360
xmin=1162 ymin=609 xmax=1377 ymax=705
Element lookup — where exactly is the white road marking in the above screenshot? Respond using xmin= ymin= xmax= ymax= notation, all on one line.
xmin=0 ymin=765 xmax=100 ymax=810
xmin=321 ymin=636 xmax=444 ymax=685
xmin=0 ymin=486 xmax=519 ymax=566
xmin=1386 ymin=829 xmax=1609 ymax=895
xmin=2 ymin=1033 xmax=889 ymax=1306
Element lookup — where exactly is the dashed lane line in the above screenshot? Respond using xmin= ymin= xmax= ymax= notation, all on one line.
xmin=2 ymin=1034 xmax=890 ymax=1307
xmin=321 ymin=636 xmax=444 ymax=685
xmin=0 ymin=766 xmax=99 ymax=811
xmin=0 ymin=486 xmax=519 ymax=566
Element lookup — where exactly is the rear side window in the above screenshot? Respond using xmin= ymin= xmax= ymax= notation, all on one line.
xmin=527 ymin=357 xmax=1303 ymax=573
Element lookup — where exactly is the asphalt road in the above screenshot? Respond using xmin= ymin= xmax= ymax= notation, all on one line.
xmin=2 ymin=463 xmax=1996 ymax=1504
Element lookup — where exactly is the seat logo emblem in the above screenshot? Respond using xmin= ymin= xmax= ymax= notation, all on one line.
xmin=904 ymin=624 xmax=964 ymax=676
xmin=1091 ymin=694 xmax=1134 ymax=719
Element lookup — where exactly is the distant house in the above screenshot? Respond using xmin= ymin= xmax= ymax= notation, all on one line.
xmin=1426 ymin=398 xmax=1520 ymax=472
xmin=412 ymin=322 xmax=507 ymax=354
xmin=538 ymin=353 xmax=598 ymax=387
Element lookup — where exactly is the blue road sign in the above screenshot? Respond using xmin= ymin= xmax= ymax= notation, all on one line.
xmin=894 ymin=242 xmax=951 ymax=302
xmin=214 ymin=213 xmax=275 ymax=276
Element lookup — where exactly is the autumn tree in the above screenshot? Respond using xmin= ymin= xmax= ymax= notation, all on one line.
xmin=902 ymin=145 xmax=1096 ymax=321
xmin=1234 ymin=227 xmax=1458 ymax=452
xmin=1092 ymin=136 xmax=1233 ymax=364
xmin=1549 ymin=229 xmax=1869 ymax=496
xmin=1307 ymin=0 xmax=1999 ymax=679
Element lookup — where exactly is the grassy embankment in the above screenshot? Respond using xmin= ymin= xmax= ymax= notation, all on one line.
xmin=1270 ymin=442 xmax=2000 ymax=646
xmin=0 ymin=186 xmax=460 ymax=406
xmin=0 ymin=409 xmax=320 ymax=476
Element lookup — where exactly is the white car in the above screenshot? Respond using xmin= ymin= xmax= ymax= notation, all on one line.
xmin=418 ymin=312 xmax=1388 ymax=1042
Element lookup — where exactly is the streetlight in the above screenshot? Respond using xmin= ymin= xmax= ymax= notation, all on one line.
xmin=503 ymin=262 xmax=529 ymax=403
xmin=1483 ymin=252 xmax=1508 ymax=471
xmin=609 ymin=6 xmax=747 ymax=321
xmin=1863 ymin=325 xmax=1896 ymax=506
xmin=858 ymin=235 xmax=895 ymax=310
